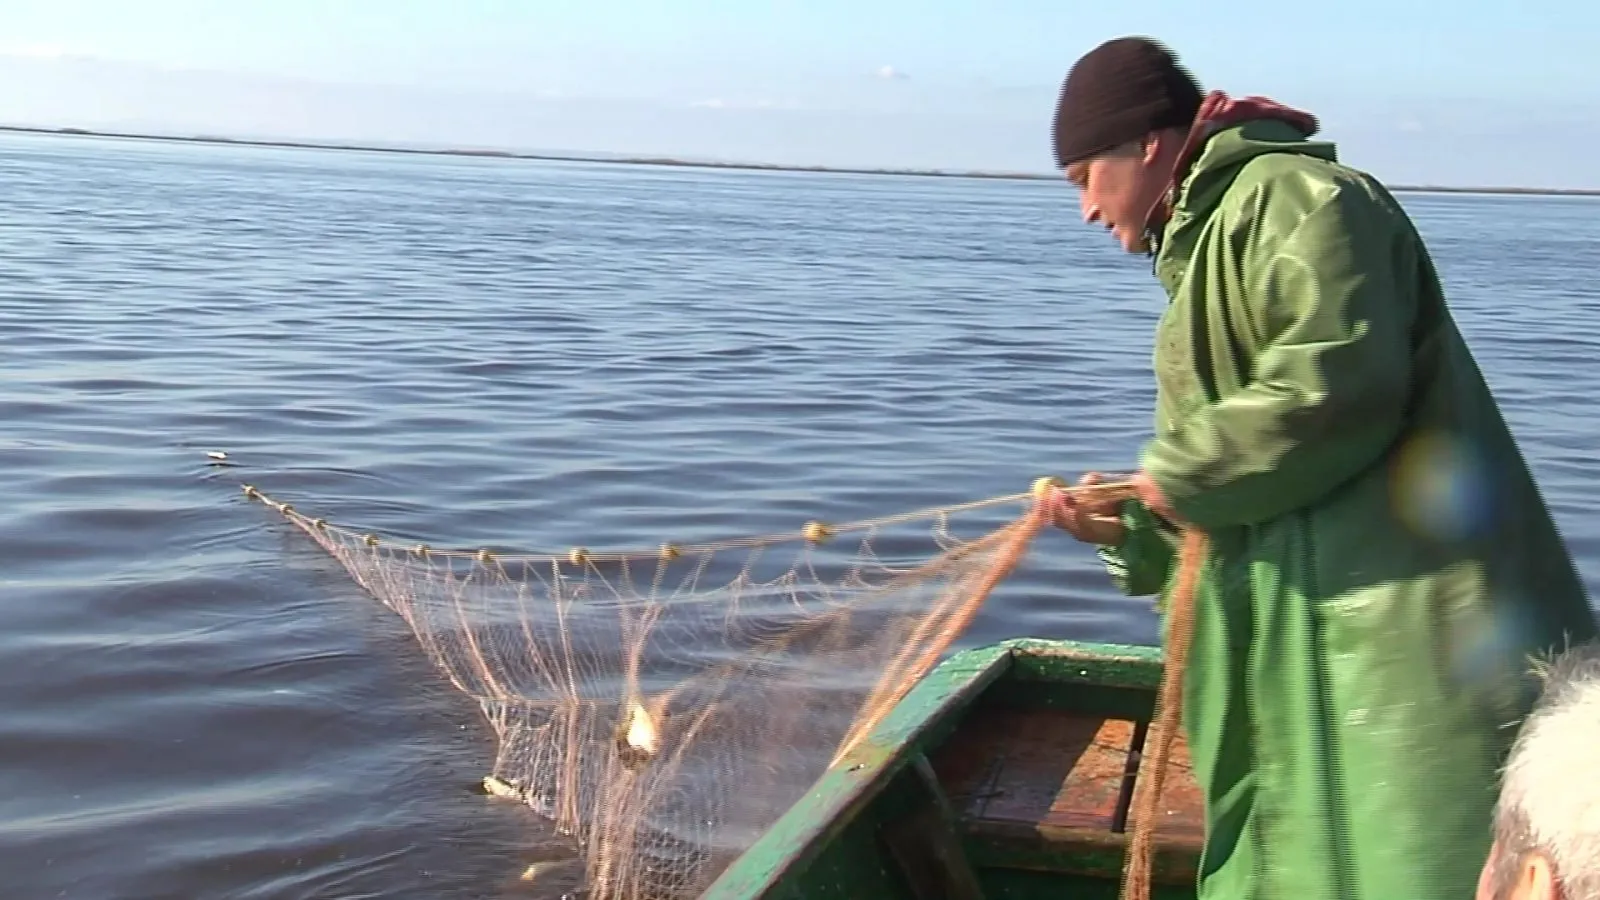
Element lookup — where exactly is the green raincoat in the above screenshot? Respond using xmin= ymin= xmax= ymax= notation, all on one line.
xmin=1098 ymin=117 xmax=1598 ymax=899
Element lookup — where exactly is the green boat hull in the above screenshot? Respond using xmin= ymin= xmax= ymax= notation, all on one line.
xmin=702 ymin=638 xmax=1202 ymax=900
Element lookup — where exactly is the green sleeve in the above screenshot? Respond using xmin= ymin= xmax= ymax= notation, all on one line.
xmin=1096 ymin=500 xmax=1178 ymax=597
xmin=1141 ymin=188 xmax=1416 ymax=528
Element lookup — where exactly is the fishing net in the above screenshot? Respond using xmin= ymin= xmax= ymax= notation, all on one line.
xmin=244 ymin=477 xmax=1134 ymax=898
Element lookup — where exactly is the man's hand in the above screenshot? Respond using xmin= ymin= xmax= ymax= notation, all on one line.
xmin=1049 ymin=472 xmax=1126 ymax=545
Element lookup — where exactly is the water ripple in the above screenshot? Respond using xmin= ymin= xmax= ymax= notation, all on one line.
xmin=2 ymin=131 xmax=1598 ymax=897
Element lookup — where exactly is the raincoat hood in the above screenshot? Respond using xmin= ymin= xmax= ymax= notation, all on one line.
xmin=1151 ymin=91 xmax=1334 ymax=242
xmin=1147 ymin=91 xmax=1336 ymax=294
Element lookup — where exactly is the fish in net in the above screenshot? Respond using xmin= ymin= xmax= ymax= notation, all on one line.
xmin=242 ymin=476 xmax=1140 ymax=898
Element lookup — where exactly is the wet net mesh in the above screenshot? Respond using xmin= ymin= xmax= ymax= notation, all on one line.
xmin=244 ymin=478 xmax=1135 ymax=898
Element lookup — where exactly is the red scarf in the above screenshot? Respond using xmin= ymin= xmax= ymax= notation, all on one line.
xmin=1149 ymin=90 xmax=1320 ymax=233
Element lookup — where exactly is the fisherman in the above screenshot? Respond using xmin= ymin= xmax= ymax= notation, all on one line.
xmin=1045 ymin=36 xmax=1598 ymax=900
xmin=1477 ymin=640 xmax=1600 ymax=900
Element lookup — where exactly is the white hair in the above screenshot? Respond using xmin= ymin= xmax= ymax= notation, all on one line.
xmin=1491 ymin=641 xmax=1600 ymax=899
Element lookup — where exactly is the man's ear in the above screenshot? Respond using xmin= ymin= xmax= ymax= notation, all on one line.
xmin=1140 ymin=133 xmax=1162 ymax=166
xmin=1504 ymin=850 xmax=1560 ymax=900
xmin=1142 ymin=127 xmax=1184 ymax=167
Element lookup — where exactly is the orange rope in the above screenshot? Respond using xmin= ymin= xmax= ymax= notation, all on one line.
xmin=1120 ymin=527 xmax=1208 ymax=900
xmin=833 ymin=493 xmax=1054 ymax=763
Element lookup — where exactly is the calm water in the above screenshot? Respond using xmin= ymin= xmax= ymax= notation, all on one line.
xmin=2 ymin=131 xmax=1597 ymax=899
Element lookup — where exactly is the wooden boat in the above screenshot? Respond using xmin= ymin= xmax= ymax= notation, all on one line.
xmin=701 ymin=637 xmax=1202 ymax=900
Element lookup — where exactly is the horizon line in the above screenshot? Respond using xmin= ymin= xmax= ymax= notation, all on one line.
xmin=4 ymin=124 xmax=1598 ymax=198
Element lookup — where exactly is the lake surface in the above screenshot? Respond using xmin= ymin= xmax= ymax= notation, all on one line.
xmin=2 ymin=131 xmax=1597 ymax=899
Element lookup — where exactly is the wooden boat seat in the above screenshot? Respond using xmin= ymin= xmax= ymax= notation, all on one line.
xmin=928 ymin=705 xmax=1206 ymax=887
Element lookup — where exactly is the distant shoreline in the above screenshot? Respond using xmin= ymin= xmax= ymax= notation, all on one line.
xmin=4 ymin=124 xmax=1597 ymax=197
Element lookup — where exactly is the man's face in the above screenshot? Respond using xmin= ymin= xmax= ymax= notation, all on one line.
xmin=1063 ymin=139 xmax=1168 ymax=254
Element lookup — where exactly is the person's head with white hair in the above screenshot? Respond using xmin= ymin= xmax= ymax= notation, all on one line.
xmin=1478 ymin=641 xmax=1600 ymax=900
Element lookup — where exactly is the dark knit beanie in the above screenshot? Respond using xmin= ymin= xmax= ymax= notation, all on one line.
xmin=1051 ymin=37 xmax=1203 ymax=168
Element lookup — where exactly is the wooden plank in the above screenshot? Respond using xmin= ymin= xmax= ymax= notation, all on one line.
xmin=932 ymin=708 xmax=1132 ymax=831
xmin=1143 ymin=720 xmax=1205 ymax=846
xmin=963 ymin=820 xmax=1202 ymax=887
xmin=929 ymin=706 xmax=1205 ymax=886
xmin=880 ymin=754 xmax=988 ymax=900
xmin=700 ymin=643 xmax=1014 ymax=900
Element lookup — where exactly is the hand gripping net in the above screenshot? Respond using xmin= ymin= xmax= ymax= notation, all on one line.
xmin=243 ymin=477 xmax=1138 ymax=898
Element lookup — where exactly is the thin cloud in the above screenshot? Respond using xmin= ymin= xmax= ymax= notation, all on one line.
xmin=876 ymin=65 xmax=909 ymax=80
xmin=689 ymin=97 xmax=790 ymax=110
xmin=0 ymin=43 xmax=91 ymax=60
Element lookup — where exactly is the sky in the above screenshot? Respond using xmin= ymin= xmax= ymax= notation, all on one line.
xmin=1 ymin=0 xmax=1596 ymax=188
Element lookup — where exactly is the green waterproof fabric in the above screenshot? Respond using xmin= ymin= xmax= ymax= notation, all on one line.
xmin=1096 ymin=119 xmax=1598 ymax=900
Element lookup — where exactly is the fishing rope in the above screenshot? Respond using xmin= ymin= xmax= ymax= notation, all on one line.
xmin=830 ymin=476 xmax=1087 ymax=765
xmin=239 ymin=477 xmax=1142 ymax=564
xmin=1120 ymin=526 xmax=1208 ymax=900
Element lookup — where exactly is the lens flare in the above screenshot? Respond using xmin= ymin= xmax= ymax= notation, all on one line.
xmin=1390 ymin=430 xmax=1496 ymax=544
